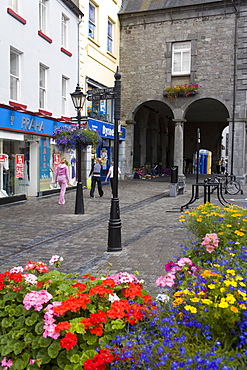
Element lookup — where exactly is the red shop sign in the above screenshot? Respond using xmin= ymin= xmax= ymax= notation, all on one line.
xmin=16 ymin=154 xmax=25 ymax=178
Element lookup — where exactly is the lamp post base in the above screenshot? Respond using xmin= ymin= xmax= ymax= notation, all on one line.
xmin=75 ymin=182 xmax=84 ymax=214
xmin=107 ymin=197 xmax=122 ymax=252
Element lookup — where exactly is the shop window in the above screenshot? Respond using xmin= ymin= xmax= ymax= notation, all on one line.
xmin=39 ymin=63 xmax=48 ymax=109
xmin=172 ymin=41 xmax=191 ymax=75
xmin=107 ymin=19 xmax=113 ymax=53
xmin=39 ymin=0 xmax=47 ymax=33
xmin=89 ymin=2 xmax=96 ymax=39
xmin=10 ymin=48 xmax=21 ymax=101
xmin=87 ymin=86 xmax=113 ymax=123
xmin=62 ymin=76 xmax=68 ymax=115
xmin=61 ymin=13 xmax=69 ymax=49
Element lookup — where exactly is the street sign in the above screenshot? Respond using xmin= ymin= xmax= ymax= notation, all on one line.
xmin=87 ymin=87 xmax=114 ymax=94
xmin=87 ymin=93 xmax=115 ymax=101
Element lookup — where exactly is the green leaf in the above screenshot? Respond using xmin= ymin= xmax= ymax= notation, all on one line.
xmin=69 ymin=354 xmax=80 ymax=363
xmin=38 ymin=336 xmax=52 ymax=348
xmin=14 ymin=304 xmax=25 ymax=316
xmin=3 ymin=292 xmax=16 ymax=302
xmin=83 ymin=332 xmax=97 ymax=345
xmin=24 ymin=332 xmax=35 ymax=343
xmin=35 ymin=321 xmax=44 ymax=335
xmin=14 ymin=340 xmax=26 ymax=355
xmin=1 ymin=344 xmax=14 ymax=356
xmin=25 ymin=312 xmax=40 ymax=326
xmin=48 ymin=340 xmax=61 ymax=358
xmin=36 ymin=348 xmax=51 ymax=364
xmin=79 ymin=349 xmax=98 ymax=364
xmin=15 ymin=315 xmax=25 ymax=328
xmin=1 ymin=316 xmax=14 ymax=328
xmin=57 ymin=350 xmax=70 ymax=368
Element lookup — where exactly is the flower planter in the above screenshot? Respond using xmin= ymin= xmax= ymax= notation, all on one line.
xmin=163 ymin=84 xmax=200 ymax=99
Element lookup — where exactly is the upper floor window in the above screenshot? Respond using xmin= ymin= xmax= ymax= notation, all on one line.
xmin=107 ymin=19 xmax=113 ymax=53
xmin=39 ymin=0 xmax=47 ymax=33
xmin=88 ymin=2 xmax=96 ymax=39
xmin=61 ymin=13 xmax=69 ymax=49
xmin=10 ymin=48 xmax=21 ymax=101
xmin=9 ymin=0 xmax=19 ymax=13
xmin=172 ymin=42 xmax=191 ymax=75
xmin=39 ymin=64 xmax=48 ymax=109
xmin=62 ymin=76 xmax=68 ymax=115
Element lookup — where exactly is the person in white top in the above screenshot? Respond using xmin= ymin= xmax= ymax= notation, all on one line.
xmin=105 ymin=162 xmax=121 ymax=194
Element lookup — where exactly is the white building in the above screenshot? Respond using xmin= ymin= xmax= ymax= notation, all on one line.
xmin=0 ymin=0 xmax=83 ymax=200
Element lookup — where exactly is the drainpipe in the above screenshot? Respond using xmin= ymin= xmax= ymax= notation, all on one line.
xmin=230 ymin=0 xmax=239 ymax=176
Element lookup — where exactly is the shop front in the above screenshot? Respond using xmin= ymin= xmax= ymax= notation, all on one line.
xmin=0 ymin=104 xmax=70 ymax=202
xmin=88 ymin=118 xmax=126 ymax=181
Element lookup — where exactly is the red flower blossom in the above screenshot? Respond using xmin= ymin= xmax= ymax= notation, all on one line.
xmin=82 ymin=274 xmax=96 ymax=280
xmin=89 ymin=284 xmax=113 ymax=297
xmin=0 ymin=283 xmax=4 ymax=290
xmin=84 ymin=349 xmax=114 ymax=370
xmin=107 ymin=299 xmax=130 ymax=319
xmin=9 ymin=272 xmax=23 ymax=283
xmin=60 ymin=332 xmax=78 ymax=350
xmin=55 ymin=321 xmax=71 ymax=333
xmin=89 ymin=323 xmax=104 ymax=336
xmin=122 ymin=282 xmax=143 ymax=299
xmin=72 ymin=282 xmax=86 ymax=292
xmin=102 ymin=278 xmax=116 ymax=288
xmin=53 ymin=294 xmax=91 ymax=315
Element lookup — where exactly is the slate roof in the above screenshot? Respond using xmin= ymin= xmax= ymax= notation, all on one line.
xmin=120 ymin=0 xmax=226 ymax=14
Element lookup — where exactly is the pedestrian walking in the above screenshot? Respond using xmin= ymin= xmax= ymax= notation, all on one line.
xmin=105 ymin=162 xmax=121 ymax=194
xmin=55 ymin=158 xmax=69 ymax=204
xmin=221 ymin=158 xmax=226 ymax=174
xmin=89 ymin=158 xmax=104 ymax=198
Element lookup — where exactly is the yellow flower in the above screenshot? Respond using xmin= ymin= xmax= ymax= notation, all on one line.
xmin=197 ymin=218 xmax=202 ymax=222
xmin=226 ymin=294 xmax=236 ymax=304
xmin=219 ymin=300 xmax=229 ymax=308
xmin=239 ymin=304 xmax=247 ymax=310
xmin=224 ymin=279 xmax=237 ymax=288
xmin=226 ymin=224 xmax=232 ymax=228
xmin=220 ymin=287 xmax=226 ymax=293
xmin=226 ymin=269 xmax=236 ymax=275
xmin=230 ymin=306 xmax=239 ymax=313
xmin=208 ymin=284 xmax=216 ymax=290
xmin=184 ymin=305 xmax=197 ymax=313
xmin=218 ymin=232 xmax=224 ymax=235
xmin=190 ymin=298 xmax=200 ymax=303
xmin=201 ymin=299 xmax=212 ymax=305
xmin=179 ymin=219 xmax=186 ymax=222
xmin=172 ymin=298 xmax=184 ymax=306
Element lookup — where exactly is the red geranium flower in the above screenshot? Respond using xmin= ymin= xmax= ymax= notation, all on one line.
xmin=60 ymin=332 xmax=78 ymax=350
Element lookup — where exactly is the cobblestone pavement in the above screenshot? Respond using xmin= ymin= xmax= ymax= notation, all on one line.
xmin=0 ymin=174 xmax=246 ymax=297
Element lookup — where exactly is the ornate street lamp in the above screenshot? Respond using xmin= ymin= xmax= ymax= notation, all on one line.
xmin=70 ymin=84 xmax=87 ymax=214
xmin=107 ymin=68 xmax=122 ymax=252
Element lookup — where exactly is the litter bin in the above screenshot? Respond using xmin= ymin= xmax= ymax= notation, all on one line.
xmin=170 ymin=166 xmax=178 ymax=183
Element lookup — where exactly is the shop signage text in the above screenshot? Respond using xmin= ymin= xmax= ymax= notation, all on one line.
xmin=88 ymin=119 xmax=125 ymax=141
xmin=21 ymin=117 xmax=44 ymax=132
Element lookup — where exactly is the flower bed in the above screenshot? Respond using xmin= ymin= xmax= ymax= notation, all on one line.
xmin=163 ymin=84 xmax=200 ymax=99
xmin=1 ymin=203 xmax=247 ymax=369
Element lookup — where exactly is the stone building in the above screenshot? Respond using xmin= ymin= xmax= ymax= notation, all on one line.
xmin=118 ymin=0 xmax=247 ymax=183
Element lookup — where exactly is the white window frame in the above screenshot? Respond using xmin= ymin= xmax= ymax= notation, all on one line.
xmin=61 ymin=13 xmax=69 ymax=49
xmin=107 ymin=19 xmax=113 ymax=53
xmin=39 ymin=0 xmax=47 ymax=33
xmin=88 ymin=2 xmax=96 ymax=39
xmin=39 ymin=64 xmax=48 ymax=109
xmin=9 ymin=0 xmax=19 ymax=13
xmin=10 ymin=48 xmax=21 ymax=101
xmin=62 ymin=76 xmax=68 ymax=115
xmin=172 ymin=42 xmax=191 ymax=76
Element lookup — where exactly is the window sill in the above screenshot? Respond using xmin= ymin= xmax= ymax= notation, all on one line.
xmin=9 ymin=101 xmax=27 ymax=110
xmin=106 ymin=51 xmax=117 ymax=60
xmin=38 ymin=31 xmax=53 ymax=44
xmin=61 ymin=47 xmax=72 ymax=57
xmin=7 ymin=8 xmax=26 ymax=25
xmin=88 ymin=36 xmax=100 ymax=48
xmin=39 ymin=109 xmax=52 ymax=116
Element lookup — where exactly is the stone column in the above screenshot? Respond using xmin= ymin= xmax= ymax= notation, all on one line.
xmin=139 ymin=125 xmax=147 ymax=166
xmin=173 ymin=119 xmax=186 ymax=180
xmin=228 ymin=118 xmax=247 ymax=183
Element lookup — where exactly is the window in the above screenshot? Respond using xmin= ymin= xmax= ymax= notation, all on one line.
xmin=87 ymin=86 xmax=113 ymax=123
xmin=9 ymin=0 xmax=19 ymax=13
xmin=10 ymin=48 xmax=21 ymax=101
xmin=39 ymin=64 xmax=47 ymax=109
xmin=61 ymin=13 xmax=69 ymax=49
xmin=39 ymin=0 xmax=47 ymax=33
xmin=172 ymin=42 xmax=191 ymax=75
xmin=88 ymin=2 xmax=96 ymax=39
xmin=107 ymin=19 xmax=113 ymax=53
xmin=62 ymin=76 xmax=68 ymax=115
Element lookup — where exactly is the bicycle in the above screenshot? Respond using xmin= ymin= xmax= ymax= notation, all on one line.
xmin=209 ymin=173 xmax=243 ymax=195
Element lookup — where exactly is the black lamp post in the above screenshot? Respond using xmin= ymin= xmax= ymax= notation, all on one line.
xmin=107 ymin=68 xmax=122 ymax=252
xmin=70 ymin=84 xmax=87 ymax=214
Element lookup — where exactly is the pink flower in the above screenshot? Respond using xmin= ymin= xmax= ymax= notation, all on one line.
xmin=202 ymin=233 xmax=219 ymax=253
xmin=43 ymin=301 xmax=62 ymax=339
xmin=177 ymin=257 xmax=193 ymax=267
xmin=165 ymin=261 xmax=176 ymax=271
xmin=156 ymin=272 xmax=176 ymax=288
xmin=107 ymin=272 xmax=139 ymax=285
xmin=1 ymin=357 xmax=13 ymax=369
xmin=23 ymin=290 xmax=53 ymax=311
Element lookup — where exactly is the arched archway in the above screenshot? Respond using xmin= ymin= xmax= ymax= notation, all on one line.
xmin=133 ymin=100 xmax=174 ymax=172
xmin=184 ymin=98 xmax=230 ymax=173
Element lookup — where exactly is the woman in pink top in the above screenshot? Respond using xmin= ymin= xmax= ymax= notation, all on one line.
xmin=55 ymin=158 xmax=69 ymax=204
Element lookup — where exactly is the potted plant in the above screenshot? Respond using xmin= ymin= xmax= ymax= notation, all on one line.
xmin=163 ymin=84 xmax=200 ymax=99
xmin=53 ymin=125 xmax=102 ymax=151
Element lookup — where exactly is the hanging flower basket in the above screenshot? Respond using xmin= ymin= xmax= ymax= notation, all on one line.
xmin=53 ymin=125 xmax=102 ymax=151
xmin=163 ymin=84 xmax=200 ymax=99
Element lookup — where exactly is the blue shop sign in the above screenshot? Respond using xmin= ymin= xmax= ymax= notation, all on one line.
xmin=0 ymin=106 xmax=69 ymax=136
xmin=88 ymin=118 xmax=125 ymax=140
